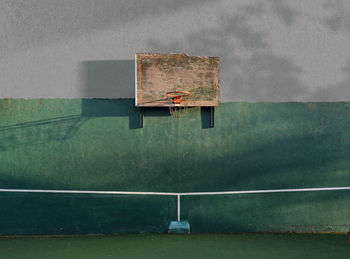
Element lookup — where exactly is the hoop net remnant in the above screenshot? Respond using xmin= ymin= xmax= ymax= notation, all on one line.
xmin=166 ymin=91 xmax=191 ymax=118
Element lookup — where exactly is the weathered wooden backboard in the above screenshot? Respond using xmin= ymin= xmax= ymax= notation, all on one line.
xmin=135 ymin=53 xmax=219 ymax=107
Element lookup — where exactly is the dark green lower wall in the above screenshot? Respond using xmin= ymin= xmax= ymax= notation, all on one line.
xmin=1 ymin=99 xmax=350 ymax=234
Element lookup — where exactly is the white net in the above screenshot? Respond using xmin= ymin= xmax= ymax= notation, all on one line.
xmin=167 ymin=92 xmax=191 ymax=118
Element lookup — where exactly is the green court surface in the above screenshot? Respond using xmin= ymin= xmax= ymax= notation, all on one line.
xmin=0 ymin=234 xmax=348 ymax=259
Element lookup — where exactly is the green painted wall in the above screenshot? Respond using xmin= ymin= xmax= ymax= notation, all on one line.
xmin=1 ymin=99 xmax=350 ymax=234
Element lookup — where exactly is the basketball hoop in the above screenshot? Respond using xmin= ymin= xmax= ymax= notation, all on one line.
xmin=166 ymin=91 xmax=191 ymax=118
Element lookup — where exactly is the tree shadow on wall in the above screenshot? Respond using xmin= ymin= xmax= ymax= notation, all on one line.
xmin=173 ymin=103 xmax=350 ymax=232
xmin=0 ymin=190 xmax=176 ymax=234
xmin=176 ymin=103 xmax=350 ymax=192
xmin=0 ymin=115 xmax=87 ymax=152
xmin=2 ymin=103 xmax=350 ymax=233
xmin=4 ymin=0 xmax=212 ymax=55
xmin=148 ymin=2 xmax=307 ymax=101
xmin=311 ymin=60 xmax=350 ymax=100
xmin=181 ymin=190 xmax=350 ymax=233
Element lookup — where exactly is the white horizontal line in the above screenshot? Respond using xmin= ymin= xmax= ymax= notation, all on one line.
xmin=0 ymin=189 xmax=178 ymax=196
xmin=0 ymin=186 xmax=350 ymax=196
xmin=180 ymin=186 xmax=350 ymax=196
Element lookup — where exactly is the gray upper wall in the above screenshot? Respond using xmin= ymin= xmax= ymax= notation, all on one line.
xmin=1 ymin=0 xmax=350 ymax=101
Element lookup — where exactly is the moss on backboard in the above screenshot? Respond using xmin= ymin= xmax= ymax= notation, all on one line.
xmin=136 ymin=53 xmax=219 ymax=107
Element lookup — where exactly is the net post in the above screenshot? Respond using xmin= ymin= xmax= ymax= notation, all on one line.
xmin=177 ymin=194 xmax=181 ymax=221
xmin=168 ymin=194 xmax=189 ymax=234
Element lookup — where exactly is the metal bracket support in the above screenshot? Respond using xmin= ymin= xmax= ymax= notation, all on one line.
xmin=210 ymin=106 xmax=214 ymax=128
xmin=140 ymin=108 xmax=144 ymax=128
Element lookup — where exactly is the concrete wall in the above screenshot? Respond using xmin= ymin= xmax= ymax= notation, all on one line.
xmin=1 ymin=1 xmax=350 ymax=235
xmin=1 ymin=0 xmax=350 ymax=101
xmin=1 ymin=99 xmax=350 ymax=234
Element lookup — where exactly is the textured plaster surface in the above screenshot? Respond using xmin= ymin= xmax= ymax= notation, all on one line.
xmin=1 ymin=0 xmax=350 ymax=101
